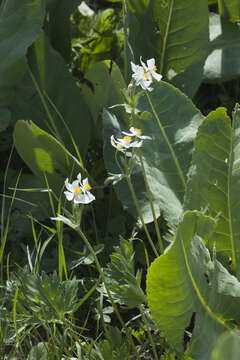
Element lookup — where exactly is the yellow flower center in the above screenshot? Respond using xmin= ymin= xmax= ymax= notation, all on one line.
xmin=117 ymin=143 xmax=123 ymax=149
xmin=74 ymin=187 xmax=82 ymax=195
xmin=123 ymin=136 xmax=132 ymax=143
xmin=153 ymin=65 xmax=157 ymax=72
xmin=84 ymin=183 xmax=91 ymax=191
xmin=141 ymin=71 xmax=149 ymax=80
xmin=134 ymin=128 xmax=142 ymax=135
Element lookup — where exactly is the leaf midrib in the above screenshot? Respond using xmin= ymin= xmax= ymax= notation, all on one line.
xmin=159 ymin=0 xmax=174 ymax=75
xmin=180 ymin=223 xmax=228 ymax=329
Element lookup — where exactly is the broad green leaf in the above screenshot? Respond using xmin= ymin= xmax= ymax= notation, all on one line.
xmin=103 ymin=81 xmax=203 ymax=226
xmin=147 ymin=211 xmax=240 ymax=358
xmin=218 ymin=0 xmax=240 ymax=22
xmin=11 ymin=31 xmax=92 ymax=159
xmin=13 ymin=120 xmax=81 ymax=195
xmin=28 ymin=342 xmax=48 ymax=360
xmin=127 ymin=0 xmax=149 ymax=16
xmin=46 ymin=0 xmax=80 ymax=61
xmin=211 ymin=331 xmax=240 ymax=360
xmin=184 ymin=106 xmax=240 ymax=276
xmin=0 ymin=0 xmax=45 ymax=105
xmin=80 ymin=61 xmax=127 ymax=132
xmin=0 ymin=106 xmax=11 ymax=132
xmin=127 ymin=0 xmax=209 ymax=96
xmin=204 ymin=13 xmax=240 ymax=83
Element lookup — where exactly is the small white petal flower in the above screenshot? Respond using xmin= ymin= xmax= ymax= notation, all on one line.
xmin=64 ymin=174 xmax=95 ymax=204
xmin=131 ymin=62 xmax=153 ymax=91
xmin=110 ymin=135 xmax=133 ymax=156
xmin=146 ymin=58 xmax=162 ymax=82
xmin=122 ymin=127 xmax=152 ymax=140
xmin=140 ymin=57 xmax=162 ymax=83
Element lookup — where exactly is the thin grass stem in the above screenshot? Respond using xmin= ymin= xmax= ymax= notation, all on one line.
xmin=125 ymin=174 xmax=159 ymax=257
xmin=76 ymin=227 xmax=141 ymax=360
xmin=139 ymin=304 xmax=159 ymax=360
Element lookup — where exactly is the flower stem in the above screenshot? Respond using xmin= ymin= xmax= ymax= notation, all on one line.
xmin=138 ymin=305 xmax=159 ymax=360
xmin=138 ymin=151 xmax=164 ymax=253
xmin=125 ymin=173 xmax=159 ymax=257
xmin=76 ymin=227 xmax=141 ymax=360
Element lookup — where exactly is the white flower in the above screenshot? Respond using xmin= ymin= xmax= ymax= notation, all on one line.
xmin=131 ymin=62 xmax=153 ymax=91
xmin=122 ymin=127 xmax=152 ymax=140
xmin=111 ymin=134 xmax=142 ymax=157
xmin=64 ymin=174 xmax=95 ymax=204
xmin=140 ymin=57 xmax=162 ymax=82
xmin=78 ymin=1 xmax=94 ymax=17
xmin=131 ymin=58 xmax=162 ymax=91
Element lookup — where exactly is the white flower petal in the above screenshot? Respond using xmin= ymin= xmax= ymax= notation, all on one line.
xmin=65 ymin=178 xmax=73 ymax=192
xmin=82 ymin=178 xmax=88 ymax=186
xmin=72 ymin=180 xmax=80 ymax=189
xmin=147 ymin=58 xmax=155 ymax=69
xmin=122 ymin=130 xmax=134 ymax=137
xmin=152 ymin=72 xmax=162 ymax=82
xmin=77 ymin=173 xmax=82 ymax=182
xmin=131 ymin=140 xmax=143 ymax=148
xmin=64 ymin=191 xmax=74 ymax=201
xmin=140 ymin=135 xmax=152 ymax=140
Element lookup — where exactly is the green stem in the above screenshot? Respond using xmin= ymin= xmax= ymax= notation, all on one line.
xmin=138 ymin=151 xmax=164 ymax=253
xmin=146 ymin=92 xmax=186 ymax=190
xmin=76 ymin=228 xmax=141 ymax=360
xmin=139 ymin=305 xmax=159 ymax=360
xmin=125 ymin=174 xmax=159 ymax=257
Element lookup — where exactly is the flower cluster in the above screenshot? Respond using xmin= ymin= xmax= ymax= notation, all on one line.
xmin=111 ymin=127 xmax=151 ymax=156
xmin=131 ymin=58 xmax=162 ymax=91
xmin=64 ymin=173 xmax=95 ymax=204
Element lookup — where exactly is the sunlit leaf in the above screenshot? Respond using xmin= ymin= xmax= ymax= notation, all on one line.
xmin=126 ymin=0 xmax=209 ymax=96
xmin=184 ymin=106 xmax=240 ymax=276
xmin=211 ymin=331 xmax=240 ymax=360
xmin=103 ymin=81 xmax=203 ymax=226
xmin=218 ymin=0 xmax=240 ymax=22
xmin=13 ymin=120 xmax=80 ymax=195
xmin=147 ymin=211 xmax=240 ymax=358
xmin=204 ymin=13 xmax=240 ymax=83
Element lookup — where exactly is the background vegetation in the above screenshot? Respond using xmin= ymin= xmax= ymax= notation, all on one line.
xmin=1 ymin=0 xmax=240 ymax=359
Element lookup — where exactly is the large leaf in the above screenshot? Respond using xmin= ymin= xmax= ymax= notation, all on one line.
xmin=211 ymin=331 xmax=240 ymax=360
xmin=11 ymin=31 xmax=92 ymax=159
xmin=103 ymin=81 xmax=203 ymax=226
xmin=13 ymin=120 xmax=81 ymax=195
xmin=0 ymin=0 xmax=45 ymax=105
xmin=46 ymin=0 xmax=80 ymax=61
xmin=80 ymin=61 xmax=127 ymax=133
xmin=126 ymin=0 xmax=209 ymax=96
xmin=0 ymin=0 xmax=45 ymax=132
xmin=184 ymin=106 xmax=240 ymax=276
xmin=204 ymin=13 xmax=240 ymax=83
xmin=147 ymin=211 xmax=240 ymax=359
xmin=218 ymin=0 xmax=240 ymax=22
